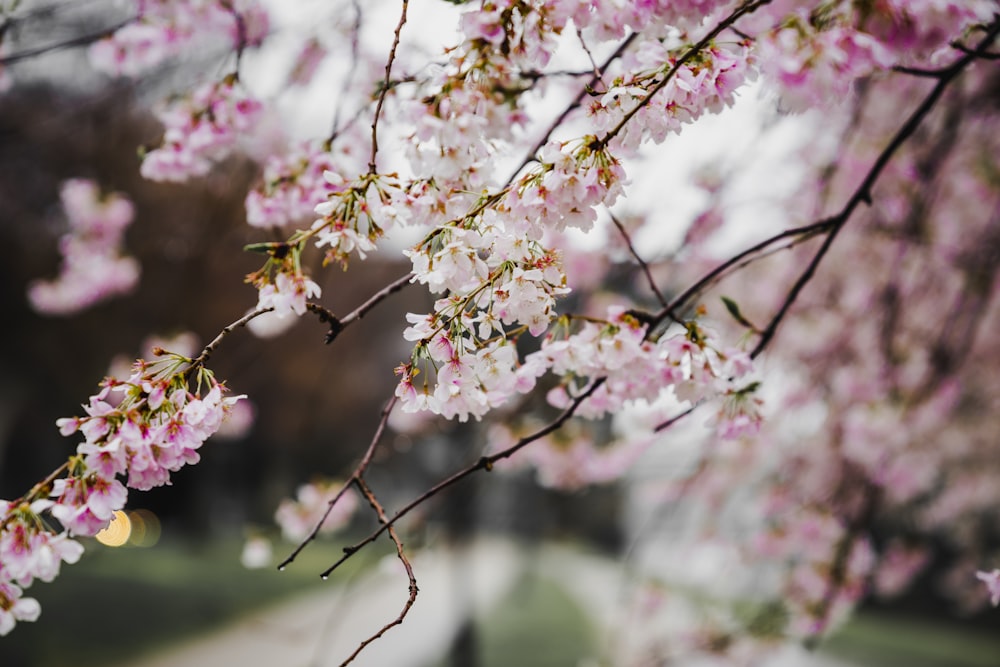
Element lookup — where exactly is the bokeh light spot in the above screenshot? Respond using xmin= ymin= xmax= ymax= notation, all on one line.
xmin=95 ymin=510 xmax=131 ymax=547
xmin=127 ymin=509 xmax=161 ymax=547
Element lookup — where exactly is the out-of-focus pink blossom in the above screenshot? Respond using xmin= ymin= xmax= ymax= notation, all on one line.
xmin=275 ymin=481 xmax=358 ymax=543
xmin=141 ymin=77 xmax=262 ymax=183
xmin=28 ymin=179 xmax=139 ymax=316
xmin=976 ymin=569 xmax=1000 ymax=607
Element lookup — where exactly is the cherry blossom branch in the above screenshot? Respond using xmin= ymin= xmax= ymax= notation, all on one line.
xmin=329 ymin=0 xmax=364 ymax=142
xmin=306 ymin=272 xmax=414 ymax=344
xmin=505 ymin=33 xmax=637 ymax=183
xmin=278 ymin=396 xmax=398 ymax=570
xmin=0 ymin=17 xmax=133 ymax=66
xmin=2 ymin=463 xmax=70 ymax=524
xmin=337 ymin=476 xmax=418 ymax=667
xmin=219 ymin=0 xmax=248 ymax=72
xmin=750 ymin=16 xmax=1000 ymax=359
xmin=608 ymin=212 xmax=668 ymax=308
xmin=593 ymin=0 xmax=772 ymax=151
xmin=185 ymin=307 xmax=275 ymax=375
xmin=369 ymin=0 xmax=409 ymax=174
xmin=319 ymin=377 xmax=607 ymax=579
xmin=804 ymin=479 xmax=880 ymax=650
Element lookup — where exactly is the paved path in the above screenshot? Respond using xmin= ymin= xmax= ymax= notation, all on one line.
xmin=118 ymin=539 xmax=523 ymax=667
xmin=118 ymin=539 xmax=858 ymax=667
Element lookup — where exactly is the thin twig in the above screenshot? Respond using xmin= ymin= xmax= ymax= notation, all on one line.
xmin=369 ymin=0 xmax=409 ymax=174
xmin=329 ymin=0 xmax=364 ymax=142
xmin=218 ymin=0 xmax=248 ymax=73
xmin=750 ymin=16 xmax=1000 ymax=359
xmin=186 ymin=307 xmax=274 ymax=375
xmin=608 ymin=212 xmax=668 ymax=307
xmin=576 ymin=27 xmax=605 ymax=85
xmin=0 ymin=17 xmax=133 ymax=66
xmin=594 ymin=0 xmax=772 ymax=150
xmin=278 ymin=396 xmax=398 ymax=570
xmin=337 ymin=476 xmax=418 ymax=667
xmin=320 ymin=377 xmax=606 ymax=578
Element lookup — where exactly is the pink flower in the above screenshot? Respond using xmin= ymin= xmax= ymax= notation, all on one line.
xmin=28 ymin=180 xmax=139 ymax=316
xmin=976 ymin=569 xmax=1000 ymax=607
xmin=256 ymin=271 xmax=322 ymax=317
xmin=0 ymin=581 xmax=41 ymax=636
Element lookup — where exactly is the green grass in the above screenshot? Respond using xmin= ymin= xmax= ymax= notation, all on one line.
xmin=2 ymin=536 xmax=384 ymax=667
xmin=823 ymin=611 xmax=1000 ymax=667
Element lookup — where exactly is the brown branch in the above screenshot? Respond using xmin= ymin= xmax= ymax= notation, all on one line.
xmin=303 ymin=272 xmax=413 ymax=344
xmin=0 ymin=17 xmax=133 ymax=66
xmin=648 ymin=218 xmax=834 ymax=328
xmin=337 ymin=476 xmax=419 ymax=667
xmin=750 ymin=16 xmax=1000 ymax=360
xmin=320 ymin=377 xmax=606 ymax=579
xmin=186 ymin=307 xmax=274 ymax=376
xmin=594 ymin=0 xmax=772 ymax=151
xmin=339 ymin=272 xmax=414 ymax=329
xmin=608 ymin=212 xmax=669 ymax=308
xmin=505 ymin=33 xmax=637 ymax=184
xmin=369 ymin=0 xmax=409 ymax=174
xmin=278 ymin=396 xmax=398 ymax=570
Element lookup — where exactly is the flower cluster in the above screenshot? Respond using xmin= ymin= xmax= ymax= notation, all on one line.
xmin=90 ymin=0 xmax=270 ymax=77
xmin=758 ymin=15 xmax=894 ymax=110
xmin=752 ymin=1 xmax=995 ymax=110
xmin=245 ymin=141 xmax=344 ymax=229
xmin=245 ymin=240 xmax=321 ymax=320
xmin=589 ymin=38 xmax=756 ymax=151
xmin=28 ymin=179 xmax=140 ymax=316
xmin=536 ymin=307 xmax=758 ymax=422
xmin=0 ymin=354 xmax=243 ymax=633
xmin=141 ymin=75 xmax=262 ymax=182
xmin=753 ymin=507 xmax=876 ymax=637
xmin=505 ymin=139 xmax=627 ymax=234
xmin=310 ymin=174 xmax=404 ymax=267
xmin=395 ymin=209 xmax=573 ymax=421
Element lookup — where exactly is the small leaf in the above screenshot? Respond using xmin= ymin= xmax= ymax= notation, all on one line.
xmin=243 ymin=242 xmax=290 ymax=259
xmin=721 ymin=296 xmax=758 ymax=332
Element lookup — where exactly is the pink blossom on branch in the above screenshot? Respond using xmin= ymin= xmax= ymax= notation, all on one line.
xmin=141 ymin=75 xmax=262 ymax=183
xmin=89 ymin=0 xmax=271 ymax=77
xmin=28 ymin=179 xmax=139 ymax=316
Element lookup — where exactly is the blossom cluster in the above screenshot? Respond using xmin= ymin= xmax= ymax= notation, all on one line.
xmin=245 ymin=141 xmax=345 ymax=229
xmin=141 ymin=75 xmax=262 ymax=182
xmin=395 ymin=224 xmax=568 ymax=420
xmin=537 ymin=307 xmax=759 ymax=425
xmin=0 ymin=354 xmax=243 ymax=634
xmin=28 ymin=179 xmax=140 ymax=316
xmin=751 ymin=0 xmax=996 ymax=109
xmin=589 ymin=39 xmax=756 ymax=151
xmin=89 ymin=0 xmax=270 ymax=77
